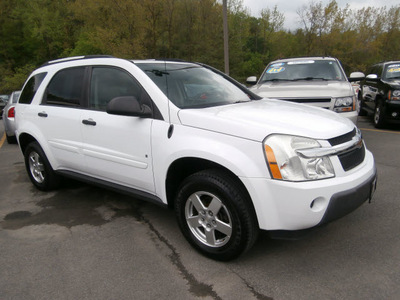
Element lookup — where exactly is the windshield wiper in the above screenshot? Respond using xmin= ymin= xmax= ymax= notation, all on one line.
xmin=260 ymin=78 xmax=289 ymax=83
xmin=234 ymin=99 xmax=251 ymax=103
xmin=292 ymin=77 xmax=330 ymax=81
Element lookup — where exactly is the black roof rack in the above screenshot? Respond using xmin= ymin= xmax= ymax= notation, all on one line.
xmin=40 ymin=55 xmax=115 ymax=67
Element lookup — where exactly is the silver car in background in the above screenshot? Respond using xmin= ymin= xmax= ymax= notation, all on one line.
xmin=0 ymin=94 xmax=9 ymax=117
xmin=2 ymin=90 xmax=21 ymax=143
xmin=247 ymin=57 xmax=364 ymax=124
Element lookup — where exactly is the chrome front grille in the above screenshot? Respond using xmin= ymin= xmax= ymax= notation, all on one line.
xmin=297 ymin=128 xmax=366 ymax=172
xmin=330 ymin=128 xmax=365 ymax=171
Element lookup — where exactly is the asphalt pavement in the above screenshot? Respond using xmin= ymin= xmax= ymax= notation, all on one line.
xmin=0 ymin=116 xmax=399 ymax=300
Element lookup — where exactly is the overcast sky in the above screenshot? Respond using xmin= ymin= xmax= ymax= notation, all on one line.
xmin=241 ymin=0 xmax=399 ymax=30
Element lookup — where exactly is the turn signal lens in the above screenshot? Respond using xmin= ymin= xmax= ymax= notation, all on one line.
xmin=264 ymin=145 xmax=282 ymax=179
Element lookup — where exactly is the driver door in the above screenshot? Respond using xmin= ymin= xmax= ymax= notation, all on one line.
xmin=80 ymin=66 xmax=155 ymax=193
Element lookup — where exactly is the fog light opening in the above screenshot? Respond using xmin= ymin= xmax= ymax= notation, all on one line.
xmin=310 ymin=197 xmax=327 ymax=212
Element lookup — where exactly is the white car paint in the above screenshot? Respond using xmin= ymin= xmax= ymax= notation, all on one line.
xmin=15 ymin=57 xmax=376 ymax=234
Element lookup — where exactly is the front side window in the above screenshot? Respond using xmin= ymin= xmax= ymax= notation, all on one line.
xmin=137 ymin=63 xmax=251 ymax=109
xmin=44 ymin=67 xmax=85 ymax=107
xmin=260 ymin=60 xmax=346 ymax=83
xmin=19 ymin=72 xmax=47 ymax=104
xmin=89 ymin=67 xmax=144 ymax=111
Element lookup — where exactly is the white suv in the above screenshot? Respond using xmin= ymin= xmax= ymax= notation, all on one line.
xmin=247 ymin=57 xmax=365 ymax=124
xmin=15 ymin=56 xmax=377 ymax=260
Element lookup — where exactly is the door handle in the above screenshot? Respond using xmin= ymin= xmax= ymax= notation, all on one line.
xmin=82 ymin=119 xmax=96 ymax=126
xmin=38 ymin=112 xmax=48 ymax=117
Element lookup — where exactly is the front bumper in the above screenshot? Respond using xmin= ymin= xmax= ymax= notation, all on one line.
xmin=317 ymin=168 xmax=376 ymax=225
xmin=242 ymin=149 xmax=376 ymax=231
xmin=339 ymin=110 xmax=358 ymax=124
xmin=384 ymin=101 xmax=400 ymax=123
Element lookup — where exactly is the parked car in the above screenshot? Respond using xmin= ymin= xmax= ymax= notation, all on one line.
xmin=0 ymin=94 xmax=10 ymax=118
xmin=15 ymin=56 xmax=377 ymax=261
xmin=2 ymin=90 xmax=21 ymax=143
xmin=358 ymin=61 xmax=400 ymax=128
xmin=246 ymin=57 xmax=364 ymax=124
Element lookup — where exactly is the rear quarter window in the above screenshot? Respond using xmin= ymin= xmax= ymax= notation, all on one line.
xmin=19 ymin=72 xmax=47 ymax=104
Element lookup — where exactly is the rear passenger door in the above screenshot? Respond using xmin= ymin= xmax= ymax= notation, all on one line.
xmin=80 ymin=66 xmax=155 ymax=193
xmin=37 ymin=67 xmax=86 ymax=172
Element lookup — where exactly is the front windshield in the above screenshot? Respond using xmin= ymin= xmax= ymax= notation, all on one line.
xmin=260 ymin=59 xmax=346 ymax=83
xmin=384 ymin=64 xmax=400 ymax=80
xmin=136 ymin=62 xmax=250 ymax=108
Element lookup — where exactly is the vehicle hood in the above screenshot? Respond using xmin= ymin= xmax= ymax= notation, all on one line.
xmin=177 ymin=99 xmax=354 ymax=142
xmin=385 ymin=79 xmax=400 ymax=89
xmin=250 ymin=80 xmax=353 ymax=98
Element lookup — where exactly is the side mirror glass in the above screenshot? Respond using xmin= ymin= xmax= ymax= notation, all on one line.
xmin=106 ymin=96 xmax=152 ymax=118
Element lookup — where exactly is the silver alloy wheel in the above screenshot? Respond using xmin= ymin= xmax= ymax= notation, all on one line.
xmin=185 ymin=191 xmax=233 ymax=248
xmin=29 ymin=151 xmax=45 ymax=183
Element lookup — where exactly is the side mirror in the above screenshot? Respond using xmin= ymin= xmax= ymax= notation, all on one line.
xmin=349 ymin=72 xmax=365 ymax=82
xmin=246 ymin=76 xmax=258 ymax=85
xmin=366 ymin=74 xmax=379 ymax=81
xmin=106 ymin=96 xmax=152 ymax=118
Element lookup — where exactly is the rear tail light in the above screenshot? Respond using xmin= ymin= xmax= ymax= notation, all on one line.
xmin=8 ymin=106 xmax=15 ymax=118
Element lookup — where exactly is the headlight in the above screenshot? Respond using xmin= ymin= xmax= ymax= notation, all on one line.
xmin=264 ymin=135 xmax=335 ymax=181
xmin=333 ymin=96 xmax=355 ymax=112
xmin=389 ymin=90 xmax=400 ymax=100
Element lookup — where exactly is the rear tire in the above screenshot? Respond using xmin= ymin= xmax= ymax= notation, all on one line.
xmin=357 ymin=93 xmax=367 ymax=116
xmin=6 ymin=133 xmax=17 ymax=144
xmin=24 ymin=142 xmax=60 ymax=191
xmin=175 ymin=169 xmax=258 ymax=261
xmin=373 ymin=101 xmax=386 ymax=128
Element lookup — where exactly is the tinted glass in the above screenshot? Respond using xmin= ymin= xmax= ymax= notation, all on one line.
xmin=260 ymin=60 xmax=346 ymax=83
xmin=19 ymin=72 xmax=47 ymax=104
xmin=89 ymin=67 xmax=144 ymax=111
xmin=137 ymin=63 xmax=250 ymax=108
xmin=45 ymin=67 xmax=85 ymax=107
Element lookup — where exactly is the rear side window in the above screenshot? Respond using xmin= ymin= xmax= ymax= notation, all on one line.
xmin=19 ymin=72 xmax=47 ymax=104
xmin=44 ymin=67 xmax=85 ymax=107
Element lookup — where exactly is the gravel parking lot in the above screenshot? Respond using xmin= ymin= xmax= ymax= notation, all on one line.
xmin=1 ymin=116 xmax=399 ymax=300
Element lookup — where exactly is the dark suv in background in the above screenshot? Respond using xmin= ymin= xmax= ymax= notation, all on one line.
xmin=358 ymin=61 xmax=400 ymax=128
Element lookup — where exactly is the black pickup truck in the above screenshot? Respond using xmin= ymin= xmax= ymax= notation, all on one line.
xmin=358 ymin=61 xmax=400 ymax=128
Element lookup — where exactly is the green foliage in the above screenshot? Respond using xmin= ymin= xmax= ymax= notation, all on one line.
xmin=0 ymin=0 xmax=399 ymax=94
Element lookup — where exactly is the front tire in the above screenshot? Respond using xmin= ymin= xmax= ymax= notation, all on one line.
xmin=175 ymin=169 xmax=258 ymax=261
xmin=24 ymin=142 xmax=60 ymax=191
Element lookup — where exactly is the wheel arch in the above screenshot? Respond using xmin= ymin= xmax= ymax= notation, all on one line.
xmin=18 ymin=132 xmax=39 ymax=155
xmin=165 ymin=157 xmax=257 ymax=222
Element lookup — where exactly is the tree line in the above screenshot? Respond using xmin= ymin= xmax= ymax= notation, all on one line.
xmin=0 ymin=0 xmax=399 ymax=93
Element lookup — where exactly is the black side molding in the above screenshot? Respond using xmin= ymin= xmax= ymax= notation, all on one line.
xmin=56 ymin=170 xmax=167 ymax=208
